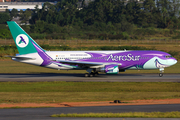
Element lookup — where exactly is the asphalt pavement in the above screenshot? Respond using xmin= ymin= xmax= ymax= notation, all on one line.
xmin=0 ymin=104 xmax=180 ymax=120
xmin=0 ymin=73 xmax=180 ymax=82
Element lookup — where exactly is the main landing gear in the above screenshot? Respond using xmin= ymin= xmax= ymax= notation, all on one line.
xmin=159 ymin=68 xmax=164 ymax=77
xmin=85 ymin=68 xmax=99 ymax=77
xmin=85 ymin=72 xmax=99 ymax=77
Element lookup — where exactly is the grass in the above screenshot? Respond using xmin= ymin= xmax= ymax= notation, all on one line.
xmin=0 ymin=82 xmax=179 ymax=103
xmin=0 ymin=60 xmax=179 ymax=73
xmin=0 ymin=82 xmax=180 ymax=92
xmin=51 ymin=111 xmax=180 ymax=118
xmin=0 ymin=92 xmax=179 ymax=103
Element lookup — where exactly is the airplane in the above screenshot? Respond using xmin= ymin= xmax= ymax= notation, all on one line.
xmin=7 ymin=21 xmax=177 ymax=77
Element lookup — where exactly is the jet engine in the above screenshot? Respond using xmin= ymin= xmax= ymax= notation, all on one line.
xmin=96 ymin=64 xmax=119 ymax=74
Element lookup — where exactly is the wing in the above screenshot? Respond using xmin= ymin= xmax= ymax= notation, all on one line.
xmin=55 ymin=60 xmax=121 ymax=68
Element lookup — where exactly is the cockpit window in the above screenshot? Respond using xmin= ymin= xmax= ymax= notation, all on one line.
xmin=165 ymin=55 xmax=172 ymax=58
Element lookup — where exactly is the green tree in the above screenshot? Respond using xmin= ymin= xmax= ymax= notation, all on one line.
xmin=0 ymin=13 xmax=10 ymax=24
xmin=112 ymin=0 xmax=126 ymax=23
xmin=137 ymin=0 xmax=158 ymax=28
xmin=20 ymin=9 xmax=32 ymax=24
xmin=5 ymin=9 xmax=10 ymax=14
xmin=10 ymin=8 xmax=18 ymax=19
xmin=125 ymin=1 xmax=142 ymax=24
xmin=156 ymin=0 xmax=176 ymax=28
xmin=170 ymin=0 xmax=180 ymax=16
xmin=0 ymin=29 xmax=11 ymax=39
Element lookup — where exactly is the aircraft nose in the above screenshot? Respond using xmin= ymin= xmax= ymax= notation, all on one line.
xmin=168 ymin=59 xmax=177 ymax=66
xmin=174 ymin=59 xmax=177 ymax=65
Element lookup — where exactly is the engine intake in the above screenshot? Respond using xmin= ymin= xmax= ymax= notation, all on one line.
xmin=96 ymin=64 xmax=119 ymax=74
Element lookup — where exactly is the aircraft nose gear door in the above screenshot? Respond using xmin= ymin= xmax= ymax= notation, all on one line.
xmin=159 ymin=68 xmax=164 ymax=77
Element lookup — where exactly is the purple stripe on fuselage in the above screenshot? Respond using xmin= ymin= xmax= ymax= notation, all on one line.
xmin=31 ymin=40 xmax=63 ymax=66
xmin=31 ymin=40 xmax=52 ymax=66
xmin=29 ymin=40 xmax=175 ymax=70
xmin=77 ymin=51 xmax=171 ymax=69
xmin=84 ymin=51 xmax=148 ymax=69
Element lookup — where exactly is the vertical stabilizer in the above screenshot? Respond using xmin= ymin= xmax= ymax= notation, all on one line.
xmin=7 ymin=21 xmax=44 ymax=55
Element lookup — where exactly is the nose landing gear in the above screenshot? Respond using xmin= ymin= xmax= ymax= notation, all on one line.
xmin=159 ymin=73 xmax=163 ymax=77
xmin=159 ymin=68 xmax=164 ymax=77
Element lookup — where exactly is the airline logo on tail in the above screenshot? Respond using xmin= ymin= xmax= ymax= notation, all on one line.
xmin=16 ymin=34 xmax=29 ymax=48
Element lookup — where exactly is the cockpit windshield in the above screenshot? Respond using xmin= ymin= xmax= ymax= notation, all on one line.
xmin=165 ymin=55 xmax=172 ymax=58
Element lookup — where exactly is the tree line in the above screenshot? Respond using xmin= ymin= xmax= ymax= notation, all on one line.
xmin=1 ymin=0 xmax=180 ymax=40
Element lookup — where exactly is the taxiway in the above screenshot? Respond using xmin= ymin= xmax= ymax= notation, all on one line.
xmin=0 ymin=104 xmax=180 ymax=120
xmin=0 ymin=73 xmax=179 ymax=82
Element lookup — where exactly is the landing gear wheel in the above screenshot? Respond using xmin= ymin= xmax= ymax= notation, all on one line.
xmin=85 ymin=72 xmax=94 ymax=77
xmin=159 ymin=73 xmax=163 ymax=77
xmin=94 ymin=72 xmax=99 ymax=76
xmin=85 ymin=73 xmax=89 ymax=77
xmin=89 ymin=73 xmax=94 ymax=77
xmin=159 ymin=68 xmax=164 ymax=77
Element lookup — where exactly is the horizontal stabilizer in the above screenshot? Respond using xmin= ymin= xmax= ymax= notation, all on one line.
xmin=5 ymin=55 xmax=36 ymax=60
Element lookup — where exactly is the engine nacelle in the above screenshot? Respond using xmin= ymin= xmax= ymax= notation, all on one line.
xmin=96 ymin=64 xmax=119 ymax=74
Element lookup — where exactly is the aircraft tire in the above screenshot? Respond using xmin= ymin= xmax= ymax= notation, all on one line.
xmin=159 ymin=73 xmax=163 ymax=77
xmin=94 ymin=72 xmax=99 ymax=76
xmin=85 ymin=73 xmax=89 ymax=77
xmin=89 ymin=73 xmax=94 ymax=77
